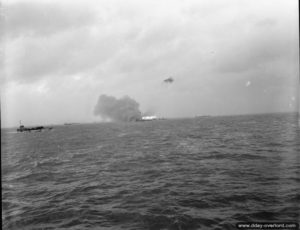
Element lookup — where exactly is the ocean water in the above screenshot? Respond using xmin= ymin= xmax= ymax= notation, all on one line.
xmin=2 ymin=113 xmax=300 ymax=230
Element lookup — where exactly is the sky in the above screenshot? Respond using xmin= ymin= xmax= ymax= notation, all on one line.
xmin=1 ymin=0 xmax=299 ymax=127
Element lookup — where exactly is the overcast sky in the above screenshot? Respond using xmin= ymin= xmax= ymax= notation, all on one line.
xmin=1 ymin=0 xmax=299 ymax=127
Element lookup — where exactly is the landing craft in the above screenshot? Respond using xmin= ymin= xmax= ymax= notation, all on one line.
xmin=17 ymin=121 xmax=53 ymax=132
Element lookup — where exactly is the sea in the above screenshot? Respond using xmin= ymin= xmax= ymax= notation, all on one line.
xmin=2 ymin=113 xmax=300 ymax=230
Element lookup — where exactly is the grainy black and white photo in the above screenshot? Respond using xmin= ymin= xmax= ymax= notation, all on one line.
xmin=1 ymin=0 xmax=299 ymax=229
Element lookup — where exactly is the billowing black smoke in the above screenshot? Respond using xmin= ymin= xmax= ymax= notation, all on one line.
xmin=94 ymin=94 xmax=142 ymax=122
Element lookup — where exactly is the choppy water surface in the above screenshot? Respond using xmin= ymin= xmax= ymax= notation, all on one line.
xmin=2 ymin=113 xmax=300 ymax=229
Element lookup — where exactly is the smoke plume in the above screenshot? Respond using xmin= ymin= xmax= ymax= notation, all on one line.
xmin=94 ymin=94 xmax=142 ymax=122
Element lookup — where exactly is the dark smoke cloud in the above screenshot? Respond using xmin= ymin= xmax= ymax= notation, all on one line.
xmin=94 ymin=94 xmax=142 ymax=122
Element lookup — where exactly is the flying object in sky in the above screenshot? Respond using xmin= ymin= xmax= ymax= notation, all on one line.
xmin=163 ymin=77 xmax=174 ymax=83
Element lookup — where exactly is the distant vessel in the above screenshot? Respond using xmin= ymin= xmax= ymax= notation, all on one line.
xmin=195 ymin=115 xmax=211 ymax=118
xmin=64 ymin=123 xmax=80 ymax=125
xmin=141 ymin=116 xmax=157 ymax=121
xmin=136 ymin=116 xmax=166 ymax=121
